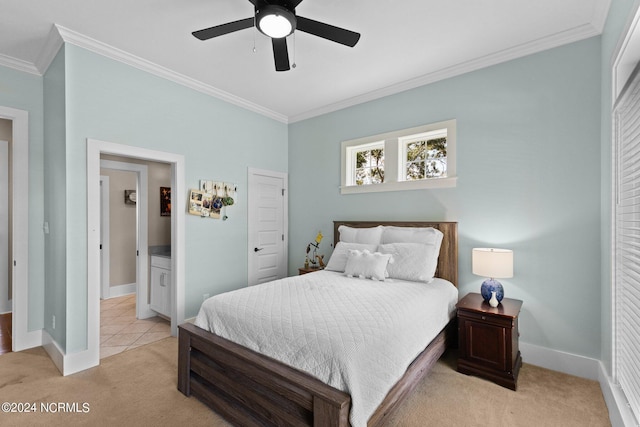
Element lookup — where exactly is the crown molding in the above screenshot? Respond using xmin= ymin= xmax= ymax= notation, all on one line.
xmin=289 ymin=22 xmax=603 ymax=123
xmin=48 ymin=25 xmax=288 ymax=123
xmin=35 ymin=24 xmax=64 ymax=74
xmin=591 ymin=0 xmax=613 ymax=33
xmin=0 ymin=52 xmax=40 ymax=75
xmin=0 ymin=1 xmax=612 ymax=125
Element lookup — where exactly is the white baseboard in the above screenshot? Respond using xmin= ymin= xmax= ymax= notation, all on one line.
xmin=520 ymin=341 xmax=638 ymax=427
xmin=41 ymin=329 xmax=99 ymax=376
xmin=520 ymin=341 xmax=600 ymax=380
xmin=105 ymin=283 xmax=136 ymax=299
xmin=598 ymin=362 xmax=638 ymax=427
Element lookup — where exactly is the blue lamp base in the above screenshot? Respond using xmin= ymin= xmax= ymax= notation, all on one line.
xmin=480 ymin=278 xmax=504 ymax=303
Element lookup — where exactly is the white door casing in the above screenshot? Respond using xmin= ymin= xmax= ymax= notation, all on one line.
xmin=248 ymin=168 xmax=288 ymax=286
xmin=100 ymin=176 xmax=110 ymax=300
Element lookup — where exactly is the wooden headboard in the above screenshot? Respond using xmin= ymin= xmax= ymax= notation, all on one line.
xmin=333 ymin=221 xmax=458 ymax=287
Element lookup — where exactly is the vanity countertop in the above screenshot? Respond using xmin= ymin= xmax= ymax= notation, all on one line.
xmin=149 ymin=245 xmax=171 ymax=258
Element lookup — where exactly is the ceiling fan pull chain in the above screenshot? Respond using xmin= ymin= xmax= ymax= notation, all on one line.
xmin=253 ymin=25 xmax=257 ymax=53
xmin=292 ymin=33 xmax=297 ymax=68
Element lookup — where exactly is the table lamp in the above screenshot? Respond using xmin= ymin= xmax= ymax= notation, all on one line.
xmin=472 ymin=248 xmax=513 ymax=307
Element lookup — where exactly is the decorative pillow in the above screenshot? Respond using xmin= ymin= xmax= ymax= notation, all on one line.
xmin=337 ymin=225 xmax=384 ymax=245
xmin=344 ymin=249 xmax=393 ymax=281
xmin=377 ymin=243 xmax=438 ymax=282
xmin=325 ymin=242 xmax=379 ymax=272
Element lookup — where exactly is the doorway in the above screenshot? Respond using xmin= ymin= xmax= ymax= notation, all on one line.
xmin=99 ymin=159 xmax=153 ymax=320
xmin=98 ymin=157 xmax=175 ymax=359
xmin=85 ymin=138 xmax=185 ymax=372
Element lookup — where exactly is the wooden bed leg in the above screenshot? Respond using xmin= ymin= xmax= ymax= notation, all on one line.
xmin=177 ymin=326 xmax=191 ymax=396
xmin=313 ymin=396 xmax=349 ymax=427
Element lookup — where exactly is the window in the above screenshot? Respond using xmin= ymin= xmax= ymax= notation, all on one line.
xmin=341 ymin=119 xmax=456 ymax=194
xmin=401 ymin=129 xmax=448 ymax=181
xmin=347 ymin=141 xmax=385 ymax=185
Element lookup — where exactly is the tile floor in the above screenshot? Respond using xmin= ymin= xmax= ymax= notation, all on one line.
xmin=100 ymin=294 xmax=171 ymax=359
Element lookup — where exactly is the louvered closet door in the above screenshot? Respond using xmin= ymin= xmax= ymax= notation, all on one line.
xmin=615 ymin=64 xmax=640 ymax=424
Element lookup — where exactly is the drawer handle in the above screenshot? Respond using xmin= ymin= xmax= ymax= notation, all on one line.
xmin=481 ymin=315 xmax=486 ymax=320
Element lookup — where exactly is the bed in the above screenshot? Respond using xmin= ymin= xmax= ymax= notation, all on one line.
xmin=178 ymin=220 xmax=458 ymax=426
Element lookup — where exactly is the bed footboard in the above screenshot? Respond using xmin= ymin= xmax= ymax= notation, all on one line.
xmin=178 ymin=323 xmax=351 ymax=426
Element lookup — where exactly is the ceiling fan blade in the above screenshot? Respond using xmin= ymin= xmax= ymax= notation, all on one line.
xmin=296 ymin=16 xmax=360 ymax=47
xmin=290 ymin=0 xmax=305 ymax=7
xmin=247 ymin=0 xmax=268 ymax=8
xmin=192 ymin=17 xmax=254 ymax=40
xmin=272 ymin=38 xmax=290 ymax=72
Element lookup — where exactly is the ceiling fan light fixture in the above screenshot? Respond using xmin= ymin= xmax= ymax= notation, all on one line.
xmin=257 ymin=5 xmax=296 ymax=38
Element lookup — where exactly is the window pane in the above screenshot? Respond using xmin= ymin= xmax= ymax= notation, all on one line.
xmin=407 ymin=141 xmax=426 ymax=161
xmin=354 ymin=147 xmax=384 ymax=185
xmin=405 ymin=136 xmax=446 ymax=180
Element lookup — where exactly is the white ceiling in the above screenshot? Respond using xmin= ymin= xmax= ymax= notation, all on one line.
xmin=0 ymin=0 xmax=611 ymax=122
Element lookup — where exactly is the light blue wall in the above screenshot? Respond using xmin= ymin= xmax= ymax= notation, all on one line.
xmin=0 ymin=65 xmax=45 ymax=332
xmin=43 ymin=47 xmax=68 ymax=348
xmin=0 ymin=17 xmax=624 ymax=362
xmin=289 ymin=38 xmax=602 ymax=358
xmin=599 ymin=0 xmax=637 ymax=374
xmin=62 ymin=45 xmax=288 ymax=352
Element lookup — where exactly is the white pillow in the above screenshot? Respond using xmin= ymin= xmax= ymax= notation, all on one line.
xmin=381 ymin=226 xmax=443 ymax=245
xmin=337 ymin=225 xmax=384 ymax=245
xmin=381 ymin=226 xmax=443 ymax=277
xmin=377 ymin=243 xmax=437 ymax=282
xmin=344 ymin=249 xmax=393 ymax=281
xmin=325 ymin=242 xmax=379 ymax=272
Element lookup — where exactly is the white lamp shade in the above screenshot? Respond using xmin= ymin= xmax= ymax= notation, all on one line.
xmin=472 ymin=248 xmax=513 ymax=279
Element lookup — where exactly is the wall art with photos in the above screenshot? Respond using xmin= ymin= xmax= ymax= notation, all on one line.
xmin=188 ymin=180 xmax=237 ymax=220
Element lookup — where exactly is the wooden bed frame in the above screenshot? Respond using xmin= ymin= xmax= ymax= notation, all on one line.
xmin=178 ymin=220 xmax=458 ymax=426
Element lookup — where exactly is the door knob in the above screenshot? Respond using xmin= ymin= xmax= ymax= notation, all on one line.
xmin=254 ymin=247 xmax=264 ymax=252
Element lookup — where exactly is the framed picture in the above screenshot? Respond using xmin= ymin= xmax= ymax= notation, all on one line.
xmin=160 ymin=187 xmax=171 ymax=216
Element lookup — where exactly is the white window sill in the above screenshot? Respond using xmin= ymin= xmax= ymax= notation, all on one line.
xmin=340 ymin=177 xmax=457 ymax=194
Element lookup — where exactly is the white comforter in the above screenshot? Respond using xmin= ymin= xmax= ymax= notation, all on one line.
xmin=194 ymin=270 xmax=457 ymax=427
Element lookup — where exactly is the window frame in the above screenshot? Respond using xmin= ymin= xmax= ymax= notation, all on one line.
xmin=345 ymin=140 xmax=385 ymax=186
xmin=340 ymin=119 xmax=456 ymax=195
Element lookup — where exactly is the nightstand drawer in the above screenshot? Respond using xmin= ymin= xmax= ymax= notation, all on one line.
xmin=458 ymin=309 xmax=515 ymax=328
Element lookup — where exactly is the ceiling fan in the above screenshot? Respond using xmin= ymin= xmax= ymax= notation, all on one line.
xmin=192 ymin=0 xmax=361 ymax=72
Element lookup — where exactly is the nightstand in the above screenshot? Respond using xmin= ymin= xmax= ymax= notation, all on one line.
xmin=298 ymin=267 xmax=322 ymax=275
xmin=456 ymin=292 xmax=523 ymax=390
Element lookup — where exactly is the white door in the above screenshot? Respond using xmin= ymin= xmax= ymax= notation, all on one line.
xmin=248 ymin=168 xmax=288 ymax=286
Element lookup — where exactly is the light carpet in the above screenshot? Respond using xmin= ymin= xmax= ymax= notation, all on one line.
xmin=0 ymin=338 xmax=610 ymax=426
